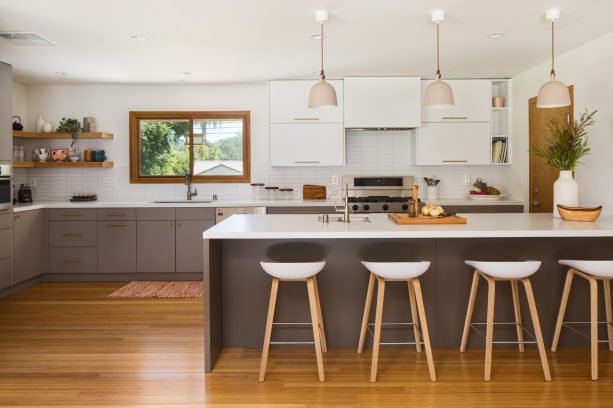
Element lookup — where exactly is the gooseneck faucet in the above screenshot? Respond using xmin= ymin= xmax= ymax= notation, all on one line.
xmin=185 ymin=173 xmax=197 ymax=200
xmin=335 ymin=183 xmax=350 ymax=223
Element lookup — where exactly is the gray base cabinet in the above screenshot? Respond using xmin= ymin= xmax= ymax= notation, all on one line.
xmin=137 ymin=221 xmax=175 ymax=272
xmin=97 ymin=221 xmax=136 ymax=273
xmin=176 ymin=220 xmax=214 ymax=273
xmin=13 ymin=209 xmax=45 ymax=284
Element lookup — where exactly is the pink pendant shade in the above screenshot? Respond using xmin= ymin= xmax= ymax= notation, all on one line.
xmin=536 ymin=12 xmax=571 ymax=108
xmin=423 ymin=12 xmax=454 ymax=108
xmin=308 ymin=12 xmax=337 ymax=109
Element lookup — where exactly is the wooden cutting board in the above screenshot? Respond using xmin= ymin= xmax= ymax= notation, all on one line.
xmin=303 ymin=185 xmax=327 ymax=200
xmin=388 ymin=213 xmax=467 ymax=225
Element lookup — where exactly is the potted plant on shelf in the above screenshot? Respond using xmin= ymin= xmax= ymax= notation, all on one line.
xmin=530 ymin=109 xmax=597 ymax=218
xmin=56 ymin=117 xmax=83 ymax=162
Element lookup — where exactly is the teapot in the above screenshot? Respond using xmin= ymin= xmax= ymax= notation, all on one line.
xmin=12 ymin=116 xmax=23 ymax=131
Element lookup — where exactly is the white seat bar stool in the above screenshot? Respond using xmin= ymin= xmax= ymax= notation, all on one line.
xmin=357 ymin=261 xmax=436 ymax=382
xmin=258 ymin=261 xmax=327 ymax=382
xmin=460 ymin=260 xmax=551 ymax=381
xmin=551 ymin=260 xmax=613 ymax=381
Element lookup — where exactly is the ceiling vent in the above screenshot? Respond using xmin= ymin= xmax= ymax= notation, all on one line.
xmin=0 ymin=32 xmax=54 ymax=46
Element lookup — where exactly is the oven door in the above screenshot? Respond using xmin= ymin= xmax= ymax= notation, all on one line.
xmin=0 ymin=177 xmax=11 ymax=210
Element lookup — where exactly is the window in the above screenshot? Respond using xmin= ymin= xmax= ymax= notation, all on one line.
xmin=129 ymin=111 xmax=250 ymax=183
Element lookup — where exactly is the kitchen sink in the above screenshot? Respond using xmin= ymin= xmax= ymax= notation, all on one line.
xmin=153 ymin=200 xmax=214 ymax=204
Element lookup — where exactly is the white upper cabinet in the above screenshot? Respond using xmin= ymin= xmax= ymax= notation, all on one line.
xmin=416 ymin=122 xmax=491 ymax=165
xmin=344 ymin=77 xmax=421 ymax=128
xmin=270 ymin=123 xmax=344 ymax=166
xmin=269 ymin=80 xmax=343 ymax=123
xmin=421 ymin=80 xmax=491 ymax=123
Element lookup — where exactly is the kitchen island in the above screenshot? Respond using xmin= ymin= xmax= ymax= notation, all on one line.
xmin=202 ymin=213 xmax=613 ymax=371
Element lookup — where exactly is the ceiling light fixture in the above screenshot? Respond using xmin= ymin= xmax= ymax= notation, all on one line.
xmin=423 ymin=10 xmax=454 ymax=108
xmin=182 ymin=72 xmax=192 ymax=75
xmin=129 ymin=35 xmax=146 ymax=41
xmin=54 ymin=71 xmax=67 ymax=76
xmin=488 ymin=32 xmax=504 ymax=39
xmin=536 ymin=8 xmax=570 ymax=108
xmin=308 ymin=10 xmax=337 ymax=109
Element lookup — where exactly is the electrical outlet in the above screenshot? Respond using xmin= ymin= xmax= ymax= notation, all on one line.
xmin=516 ymin=176 xmax=523 ymax=185
xmin=28 ymin=177 xmax=37 ymax=187
xmin=464 ymin=175 xmax=470 ymax=186
xmin=330 ymin=188 xmax=338 ymax=197
xmin=331 ymin=175 xmax=339 ymax=185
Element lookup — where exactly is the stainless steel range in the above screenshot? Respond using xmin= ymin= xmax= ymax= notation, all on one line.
xmin=343 ymin=176 xmax=415 ymax=213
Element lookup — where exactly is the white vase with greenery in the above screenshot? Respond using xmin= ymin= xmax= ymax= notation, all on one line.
xmin=530 ymin=110 xmax=596 ymax=218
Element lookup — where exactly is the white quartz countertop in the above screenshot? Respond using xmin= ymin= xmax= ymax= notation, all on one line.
xmin=202 ymin=213 xmax=613 ymax=239
xmin=12 ymin=197 xmax=524 ymax=213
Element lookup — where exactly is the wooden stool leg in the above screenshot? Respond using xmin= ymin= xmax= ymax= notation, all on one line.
xmin=412 ymin=278 xmax=436 ymax=381
xmin=484 ymin=275 xmax=496 ymax=382
xmin=313 ymin=276 xmax=327 ymax=353
xmin=589 ymin=276 xmax=599 ymax=381
xmin=603 ymin=279 xmax=613 ymax=352
xmin=307 ymin=277 xmax=325 ymax=382
xmin=259 ymin=277 xmax=279 ymax=382
xmin=511 ymin=280 xmax=525 ymax=352
xmin=552 ymin=269 xmax=574 ymax=352
xmin=460 ymin=270 xmax=480 ymax=352
xmin=358 ymin=272 xmax=376 ymax=353
xmin=370 ymin=277 xmax=385 ymax=382
xmin=408 ymin=280 xmax=422 ymax=352
xmin=521 ymin=278 xmax=551 ymax=381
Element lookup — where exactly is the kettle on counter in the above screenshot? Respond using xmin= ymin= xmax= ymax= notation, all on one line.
xmin=12 ymin=116 xmax=24 ymax=131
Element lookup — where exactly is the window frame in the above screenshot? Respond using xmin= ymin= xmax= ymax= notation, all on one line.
xmin=129 ymin=111 xmax=251 ymax=184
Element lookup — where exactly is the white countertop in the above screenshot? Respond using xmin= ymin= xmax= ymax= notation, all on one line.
xmin=12 ymin=197 xmax=524 ymax=213
xmin=202 ymin=213 xmax=613 ymax=239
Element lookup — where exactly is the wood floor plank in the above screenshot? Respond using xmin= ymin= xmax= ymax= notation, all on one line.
xmin=0 ymin=283 xmax=612 ymax=407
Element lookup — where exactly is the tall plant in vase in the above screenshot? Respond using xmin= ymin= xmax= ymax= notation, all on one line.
xmin=56 ymin=117 xmax=83 ymax=160
xmin=530 ymin=109 xmax=596 ymax=218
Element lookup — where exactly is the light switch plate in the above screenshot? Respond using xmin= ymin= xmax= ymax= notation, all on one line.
xmin=331 ymin=175 xmax=339 ymax=185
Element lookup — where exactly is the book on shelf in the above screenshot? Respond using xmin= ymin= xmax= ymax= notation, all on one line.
xmin=492 ymin=139 xmax=508 ymax=163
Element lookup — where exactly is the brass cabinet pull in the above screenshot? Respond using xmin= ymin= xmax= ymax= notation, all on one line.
xmin=104 ymin=213 xmax=126 ymax=217
xmin=294 ymin=117 xmax=320 ymax=121
xmin=106 ymin=223 xmax=127 ymax=227
xmin=442 ymin=116 xmax=468 ymax=120
xmin=0 ymin=208 xmax=9 ymax=212
xmin=62 ymin=212 xmax=82 ymax=217
xmin=62 ymin=232 xmax=82 ymax=236
xmin=13 ymin=215 xmax=21 ymax=219
xmin=294 ymin=161 xmax=321 ymax=164
xmin=442 ymin=160 xmax=468 ymax=163
xmin=63 ymin=259 xmax=82 ymax=263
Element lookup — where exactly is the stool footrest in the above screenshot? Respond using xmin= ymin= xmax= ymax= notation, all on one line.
xmin=365 ymin=322 xmax=424 ymax=346
xmin=272 ymin=322 xmax=312 ymax=326
xmin=561 ymin=321 xmax=613 ymax=344
xmin=470 ymin=322 xmax=538 ymax=345
xmin=270 ymin=341 xmax=315 ymax=345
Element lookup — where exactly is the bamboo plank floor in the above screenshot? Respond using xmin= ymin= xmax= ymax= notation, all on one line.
xmin=0 ymin=282 xmax=611 ymax=407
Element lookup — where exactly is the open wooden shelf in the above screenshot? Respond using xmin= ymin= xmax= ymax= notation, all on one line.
xmin=14 ymin=161 xmax=114 ymax=168
xmin=13 ymin=131 xmax=114 ymax=139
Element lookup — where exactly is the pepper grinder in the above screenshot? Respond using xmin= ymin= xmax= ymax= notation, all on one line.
xmin=411 ymin=183 xmax=420 ymax=216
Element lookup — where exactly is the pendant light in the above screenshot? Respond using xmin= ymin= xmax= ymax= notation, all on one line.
xmin=308 ymin=10 xmax=337 ymax=108
xmin=423 ymin=10 xmax=454 ymax=108
xmin=536 ymin=8 xmax=571 ymax=108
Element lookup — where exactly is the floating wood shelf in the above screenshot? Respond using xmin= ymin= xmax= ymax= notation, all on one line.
xmin=13 ymin=131 xmax=114 ymax=139
xmin=13 ymin=161 xmax=114 ymax=168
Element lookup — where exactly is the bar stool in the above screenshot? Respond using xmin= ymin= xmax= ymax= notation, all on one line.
xmin=551 ymin=260 xmax=613 ymax=380
xmin=460 ymin=260 xmax=551 ymax=381
xmin=357 ymin=261 xmax=436 ymax=382
xmin=258 ymin=261 xmax=327 ymax=382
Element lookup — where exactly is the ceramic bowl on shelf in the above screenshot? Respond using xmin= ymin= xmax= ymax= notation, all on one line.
xmin=33 ymin=148 xmax=51 ymax=162
xmin=68 ymin=156 xmax=79 ymax=162
xmin=51 ymin=148 xmax=69 ymax=161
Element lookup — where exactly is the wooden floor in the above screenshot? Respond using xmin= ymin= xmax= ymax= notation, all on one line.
xmin=0 ymin=283 xmax=612 ymax=407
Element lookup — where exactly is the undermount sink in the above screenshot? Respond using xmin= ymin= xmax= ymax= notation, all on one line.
xmin=153 ymin=200 xmax=213 ymax=204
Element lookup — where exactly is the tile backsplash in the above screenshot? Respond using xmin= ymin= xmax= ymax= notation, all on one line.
xmin=14 ymin=130 xmax=501 ymax=202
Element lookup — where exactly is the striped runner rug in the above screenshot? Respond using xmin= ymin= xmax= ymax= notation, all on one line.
xmin=108 ymin=281 xmax=204 ymax=298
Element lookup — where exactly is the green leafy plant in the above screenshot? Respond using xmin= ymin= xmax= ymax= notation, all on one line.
xmin=56 ymin=117 xmax=83 ymax=147
xmin=530 ymin=109 xmax=597 ymax=171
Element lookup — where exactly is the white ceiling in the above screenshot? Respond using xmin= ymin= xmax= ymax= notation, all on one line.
xmin=1 ymin=0 xmax=612 ymax=85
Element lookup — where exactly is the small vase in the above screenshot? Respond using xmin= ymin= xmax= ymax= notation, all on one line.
xmin=36 ymin=115 xmax=45 ymax=132
xmin=553 ymin=170 xmax=579 ymax=218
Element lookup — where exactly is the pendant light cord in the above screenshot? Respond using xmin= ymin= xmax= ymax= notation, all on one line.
xmin=435 ymin=22 xmax=441 ymax=80
xmin=550 ymin=20 xmax=556 ymax=79
xmin=320 ymin=23 xmax=325 ymax=80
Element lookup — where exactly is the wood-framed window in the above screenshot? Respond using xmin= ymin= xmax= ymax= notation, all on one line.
xmin=129 ymin=111 xmax=250 ymax=183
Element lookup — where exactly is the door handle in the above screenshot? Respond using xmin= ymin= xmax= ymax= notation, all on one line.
xmin=62 ymin=212 xmax=82 ymax=217
xmin=442 ymin=160 xmax=468 ymax=163
xmin=63 ymin=259 xmax=82 ymax=263
xmin=104 ymin=212 xmax=126 ymax=217
xmin=62 ymin=232 xmax=82 ymax=236
xmin=294 ymin=161 xmax=321 ymax=164
xmin=442 ymin=116 xmax=468 ymax=120
xmin=533 ymin=187 xmax=539 ymax=194
xmin=106 ymin=223 xmax=127 ymax=227
xmin=294 ymin=117 xmax=320 ymax=121
xmin=532 ymin=200 xmax=540 ymax=207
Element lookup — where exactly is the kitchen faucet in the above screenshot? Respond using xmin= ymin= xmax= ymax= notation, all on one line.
xmin=185 ymin=173 xmax=197 ymax=200
xmin=335 ymin=183 xmax=350 ymax=223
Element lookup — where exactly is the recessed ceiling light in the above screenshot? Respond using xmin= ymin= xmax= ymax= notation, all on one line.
xmin=488 ymin=32 xmax=504 ymax=39
xmin=310 ymin=34 xmax=325 ymax=40
xmin=177 ymin=79 xmax=186 ymax=83
xmin=54 ymin=71 xmax=67 ymax=76
xmin=129 ymin=35 xmax=146 ymax=41
xmin=182 ymin=72 xmax=192 ymax=75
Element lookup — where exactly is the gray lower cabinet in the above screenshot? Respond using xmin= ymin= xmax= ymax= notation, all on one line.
xmin=49 ymin=247 xmax=97 ymax=273
xmin=176 ymin=220 xmax=214 ymax=272
xmin=13 ymin=209 xmax=45 ymax=284
xmin=97 ymin=221 xmax=136 ymax=273
xmin=0 ymin=257 xmax=11 ymax=290
xmin=137 ymin=221 xmax=175 ymax=272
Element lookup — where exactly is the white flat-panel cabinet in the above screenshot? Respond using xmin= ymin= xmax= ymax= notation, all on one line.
xmin=421 ymin=80 xmax=491 ymax=123
xmin=270 ymin=123 xmax=344 ymax=166
xmin=269 ymin=80 xmax=343 ymax=123
xmin=344 ymin=77 xmax=421 ymax=128
xmin=416 ymin=122 xmax=491 ymax=165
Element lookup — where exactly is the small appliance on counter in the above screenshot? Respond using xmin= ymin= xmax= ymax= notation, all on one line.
xmin=70 ymin=194 xmax=98 ymax=202
xmin=17 ymin=184 xmax=33 ymax=203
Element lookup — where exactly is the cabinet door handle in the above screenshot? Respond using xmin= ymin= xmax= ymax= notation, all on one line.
xmin=62 ymin=212 xmax=82 ymax=217
xmin=294 ymin=117 xmax=320 ymax=121
xmin=104 ymin=212 xmax=126 ymax=217
xmin=63 ymin=259 xmax=82 ymax=263
xmin=62 ymin=232 xmax=82 ymax=236
xmin=442 ymin=116 xmax=468 ymax=120
xmin=442 ymin=160 xmax=468 ymax=163
xmin=0 ymin=208 xmax=9 ymax=213
xmin=106 ymin=223 xmax=127 ymax=227
xmin=13 ymin=215 xmax=21 ymax=219
xmin=294 ymin=161 xmax=321 ymax=164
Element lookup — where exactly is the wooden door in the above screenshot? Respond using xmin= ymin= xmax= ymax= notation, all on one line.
xmin=528 ymin=86 xmax=574 ymax=213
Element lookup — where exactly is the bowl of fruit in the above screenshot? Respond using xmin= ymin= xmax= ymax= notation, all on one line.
xmin=468 ymin=178 xmax=505 ymax=200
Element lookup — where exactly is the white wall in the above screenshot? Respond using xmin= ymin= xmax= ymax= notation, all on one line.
xmin=17 ymin=84 xmax=502 ymax=201
xmin=12 ymin=82 xmax=26 ymax=123
xmin=505 ymin=31 xmax=613 ymax=214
